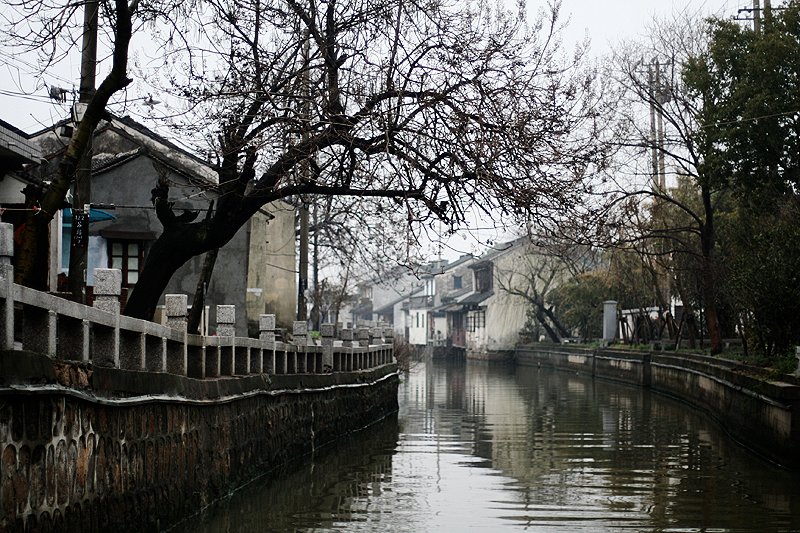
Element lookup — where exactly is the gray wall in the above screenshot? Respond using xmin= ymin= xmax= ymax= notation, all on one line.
xmin=90 ymin=155 xmax=250 ymax=333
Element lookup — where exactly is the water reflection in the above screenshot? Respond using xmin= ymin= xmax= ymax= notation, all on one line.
xmin=175 ymin=359 xmax=800 ymax=532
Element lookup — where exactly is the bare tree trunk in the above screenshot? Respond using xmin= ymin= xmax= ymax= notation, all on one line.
xmin=124 ymin=225 xmax=209 ymax=320
xmin=700 ymin=188 xmax=723 ymax=354
xmin=15 ymin=0 xmax=136 ymax=286
xmin=187 ymin=248 xmax=219 ymax=333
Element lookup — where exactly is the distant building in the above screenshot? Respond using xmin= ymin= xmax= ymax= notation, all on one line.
xmin=406 ymin=254 xmax=476 ymax=356
xmin=464 ymin=238 xmax=534 ymax=359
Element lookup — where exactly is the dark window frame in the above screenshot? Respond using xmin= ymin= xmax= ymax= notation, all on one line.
xmin=107 ymin=239 xmax=145 ymax=288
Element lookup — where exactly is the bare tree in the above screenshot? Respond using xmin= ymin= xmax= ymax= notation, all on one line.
xmin=120 ymin=0 xmax=609 ymax=320
xmin=4 ymin=0 xmax=144 ymax=287
xmin=495 ymin=239 xmax=599 ymax=342
xmin=540 ymin=13 xmax=729 ymax=353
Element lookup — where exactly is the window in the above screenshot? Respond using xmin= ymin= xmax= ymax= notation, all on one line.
xmin=474 ymin=265 xmax=493 ymax=292
xmin=467 ymin=310 xmax=486 ymax=332
xmin=475 ymin=310 xmax=486 ymax=329
xmin=453 ymin=275 xmax=462 ymax=290
xmin=416 ymin=312 xmax=419 ymax=328
xmin=424 ymin=278 xmax=435 ymax=297
xmin=108 ymin=240 xmax=144 ymax=287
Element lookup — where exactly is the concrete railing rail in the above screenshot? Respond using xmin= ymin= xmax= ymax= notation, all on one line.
xmin=0 ymin=223 xmax=394 ymax=380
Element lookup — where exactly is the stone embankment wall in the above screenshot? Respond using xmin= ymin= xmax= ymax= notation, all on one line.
xmin=1 ymin=356 xmax=399 ymax=532
xmin=515 ymin=344 xmax=800 ymax=468
xmin=0 ymin=219 xmax=400 ymax=533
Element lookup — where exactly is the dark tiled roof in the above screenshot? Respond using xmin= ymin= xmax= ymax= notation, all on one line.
xmin=460 ymin=291 xmax=494 ymax=305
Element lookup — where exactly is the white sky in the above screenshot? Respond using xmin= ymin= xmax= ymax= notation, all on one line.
xmin=0 ymin=0 xmax=753 ymax=261
xmin=0 ymin=0 xmax=749 ymax=133
xmin=561 ymin=0 xmax=744 ymax=53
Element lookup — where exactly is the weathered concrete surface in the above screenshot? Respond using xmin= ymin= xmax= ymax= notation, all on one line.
xmin=516 ymin=344 xmax=800 ymax=469
xmin=0 ymin=355 xmax=399 ymax=532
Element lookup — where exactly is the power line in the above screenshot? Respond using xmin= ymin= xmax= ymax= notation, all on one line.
xmin=0 ymin=50 xmax=76 ymax=86
xmin=701 ymin=108 xmax=800 ymax=129
xmin=0 ymin=88 xmax=66 ymax=104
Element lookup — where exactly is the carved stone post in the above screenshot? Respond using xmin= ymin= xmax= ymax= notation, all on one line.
xmin=93 ymin=268 xmax=121 ymax=315
xmin=340 ymin=328 xmax=353 ymax=347
xmin=357 ymin=327 xmax=370 ymax=347
xmin=320 ymin=323 xmax=334 ymax=372
xmin=216 ymin=305 xmax=236 ymax=337
xmin=259 ymin=314 xmax=276 ymax=343
xmin=293 ymin=320 xmax=308 ymax=345
xmin=165 ymin=294 xmax=188 ymax=331
xmin=603 ymin=300 xmax=618 ymax=343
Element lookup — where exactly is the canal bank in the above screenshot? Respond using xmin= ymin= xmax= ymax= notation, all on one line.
xmin=515 ymin=344 xmax=800 ymax=469
xmin=0 ymin=211 xmax=400 ymax=532
xmin=0 ymin=352 xmax=399 ymax=532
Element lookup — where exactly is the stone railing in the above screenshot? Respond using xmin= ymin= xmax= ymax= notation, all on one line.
xmin=0 ymin=223 xmax=394 ymax=380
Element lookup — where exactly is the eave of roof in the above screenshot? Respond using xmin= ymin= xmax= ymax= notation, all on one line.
xmin=460 ymin=290 xmax=494 ymax=305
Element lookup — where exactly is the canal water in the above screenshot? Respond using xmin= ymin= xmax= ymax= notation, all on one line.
xmin=174 ymin=359 xmax=800 ymax=532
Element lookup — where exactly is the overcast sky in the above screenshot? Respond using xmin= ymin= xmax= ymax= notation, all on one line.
xmin=0 ymin=0 xmax=754 ymax=260
xmin=0 ymin=0 xmax=752 ymax=134
xmin=562 ymin=0 xmax=743 ymax=53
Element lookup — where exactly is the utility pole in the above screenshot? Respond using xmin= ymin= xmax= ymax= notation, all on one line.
xmin=312 ymin=201 xmax=319 ymax=330
xmin=647 ymin=59 xmax=669 ymax=191
xmin=655 ymin=59 xmax=667 ymax=190
xmin=298 ymin=203 xmax=309 ymax=321
xmin=645 ymin=57 xmax=672 ymax=314
xmin=648 ymin=63 xmax=658 ymax=188
xmin=68 ymin=0 xmax=98 ymax=303
xmin=764 ymin=0 xmax=772 ymax=29
xmin=754 ymin=0 xmax=761 ymax=33
xmin=296 ymin=30 xmax=310 ymax=322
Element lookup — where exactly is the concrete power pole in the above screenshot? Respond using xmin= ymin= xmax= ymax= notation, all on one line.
xmin=764 ymin=0 xmax=773 ymax=29
xmin=754 ymin=0 xmax=761 ymax=33
xmin=655 ymin=60 xmax=667 ymax=190
xmin=296 ymin=31 xmax=310 ymax=322
xmin=647 ymin=59 xmax=668 ymax=191
xmin=648 ymin=64 xmax=658 ymax=188
xmin=68 ymin=0 xmax=98 ymax=303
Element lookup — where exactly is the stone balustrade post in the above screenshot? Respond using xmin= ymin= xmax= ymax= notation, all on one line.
xmin=320 ymin=323 xmax=334 ymax=372
xmin=165 ymin=294 xmax=188 ymax=331
xmin=293 ymin=320 xmax=308 ymax=346
xmin=795 ymin=346 xmax=800 ymax=378
xmin=357 ymin=327 xmax=370 ymax=347
xmin=340 ymin=328 xmax=353 ymax=348
xmin=90 ymin=268 xmax=122 ymax=367
xmin=93 ymin=268 xmax=122 ymax=315
xmin=603 ymin=300 xmax=618 ymax=343
xmin=383 ymin=328 xmax=394 ymax=364
xmin=357 ymin=327 xmax=370 ymax=369
xmin=216 ymin=305 xmax=236 ymax=336
xmin=259 ymin=314 xmax=276 ymax=343
xmin=0 ymin=222 xmax=13 ymax=350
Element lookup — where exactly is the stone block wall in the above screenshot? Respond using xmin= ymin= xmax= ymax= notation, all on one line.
xmin=0 ymin=370 xmax=399 ymax=532
xmin=515 ymin=344 xmax=800 ymax=468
